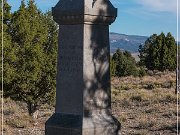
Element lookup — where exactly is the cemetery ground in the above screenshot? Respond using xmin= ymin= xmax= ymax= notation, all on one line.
xmin=1 ymin=71 xmax=179 ymax=135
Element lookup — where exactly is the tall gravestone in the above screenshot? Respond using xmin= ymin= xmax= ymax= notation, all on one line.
xmin=45 ymin=0 xmax=121 ymax=134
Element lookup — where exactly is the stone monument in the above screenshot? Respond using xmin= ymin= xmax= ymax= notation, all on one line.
xmin=45 ymin=0 xmax=121 ymax=134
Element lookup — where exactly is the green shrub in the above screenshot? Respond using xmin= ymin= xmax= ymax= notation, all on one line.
xmin=111 ymin=49 xmax=139 ymax=77
xmin=138 ymin=67 xmax=146 ymax=77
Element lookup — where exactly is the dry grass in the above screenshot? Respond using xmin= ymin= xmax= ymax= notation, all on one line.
xmin=1 ymin=71 xmax=178 ymax=135
xmin=1 ymin=98 xmax=54 ymax=135
xmin=111 ymin=71 xmax=178 ymax=135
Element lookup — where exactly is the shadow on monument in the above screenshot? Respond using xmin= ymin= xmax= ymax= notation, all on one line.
xmin=83 ymin=1 xmax=121 ymax=134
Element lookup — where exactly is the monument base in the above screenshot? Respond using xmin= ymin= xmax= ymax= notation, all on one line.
xmin=45 ymin=113 xmax=120 ymax=135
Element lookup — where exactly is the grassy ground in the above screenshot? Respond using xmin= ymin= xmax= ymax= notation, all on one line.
xmin=1 ymin=71 xmax=179 ymax=135
xmin=111 ymin=71 xmax=178 ymax=135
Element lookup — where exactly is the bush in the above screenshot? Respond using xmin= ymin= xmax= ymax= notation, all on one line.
xmin=138 ymin=67 xmax=146 ymax=77
xmin=111 ymin=49 xmax=139 ymax=77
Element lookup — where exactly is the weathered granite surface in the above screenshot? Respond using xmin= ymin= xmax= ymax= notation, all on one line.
xmin=45 ymin=0 xmax=120 ymax=134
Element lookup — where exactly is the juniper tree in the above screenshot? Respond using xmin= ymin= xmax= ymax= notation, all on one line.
xmin=0 ymin=0 xmax=18 ymax=94
xmin=4 ymin=0 xmax=58 ymax=116
xmin=139 ymin=32 xmax=176 ymax=71
xmin=110 ymin=56 xmax=116 ymax=76
xmin=112 ymin=49 xmax=138 ymax=77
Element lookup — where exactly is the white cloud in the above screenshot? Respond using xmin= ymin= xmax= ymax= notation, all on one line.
xmin=135 ymin=0 xmax=178 ymax=14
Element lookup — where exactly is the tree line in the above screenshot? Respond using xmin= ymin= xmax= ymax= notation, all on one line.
xmin=1 ymin=0 xmax=177 ymax=116
xmin=111 ymin=32 xmax=177 ymax=77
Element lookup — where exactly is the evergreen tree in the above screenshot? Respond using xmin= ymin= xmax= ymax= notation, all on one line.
xmin=139 ymin=34 xmax=158 ymax=70
xmin=158 ymin=32 xmax=166 ymax=70
xmin=4 ymin=0 xmax=58 ymax=116
xmin=139 ymin=32 xmax=176 ymax=71
xmin=112 ymin=49 xmax=138 ymax=77
xmin=0 ymin=0 xmax=17 ymax=94
xmin=165 ymin=32 xmax=177 ymax=70
xmin=110 ymin=56 xmax=116 ymax=76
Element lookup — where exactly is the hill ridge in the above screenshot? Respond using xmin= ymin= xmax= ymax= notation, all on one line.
xmin=109 ymin=32 xmax=148 ymax=53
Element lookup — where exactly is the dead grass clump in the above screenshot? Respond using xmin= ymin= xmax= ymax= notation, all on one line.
xmin=151 ymin=89 xmax=177 ymax=104
xmin=130 ymin=95 xmax=142 ymax=102
xmin=138 ymin=115 xmax=155 ymax=129
xmin=145 ymin=107 xmax=159 ymax=114
xmin=6 ymin=118 xmax=28 ymax=128
xmin=154 ymin=82 xmax=162 ymax=88
xmin=121 ymin=85 xmax=131 ymax=90
xmin=3 ymin=98 xmax=36 ymax=131
xmin=119 ymin=113 xmax=127 ymax=123
xmin=2 ymin=125 xmax=14 ymax=135
xmin=160 ymin=122 xmax=178 ymax=132
xmin=131 ymin=90 xmax=153 ymax=102
xmin=6 ymin=114 xmax=32 ymax=129
xmin=120 ymin=98 xmax=131 ymax=107
xmin=132 ymin=130 xmax=149 ymax=135
xmin=138 ymin=120 xmax=155 ymax=129
xmin=3 ymin=98 xmax=21 ymax=116
xmin=112 ymin=90 xmax=119 ymax=96
xmin=161 ymin=112 xmax=174 ymax=118
xmin=143 ymin=83 xmax=156 ymax=90
xmin=164 ymin=94 xmax=176 ymax=103
xmin=161 ymin=80 xmax=174 ymax=88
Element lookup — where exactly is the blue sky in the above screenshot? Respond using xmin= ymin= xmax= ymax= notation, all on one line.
xmin=7 ymin=0 xmax=179 ymax=40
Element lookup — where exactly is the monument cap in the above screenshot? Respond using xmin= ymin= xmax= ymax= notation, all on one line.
xmin=52 ymin=0 xmax=117 ymax=25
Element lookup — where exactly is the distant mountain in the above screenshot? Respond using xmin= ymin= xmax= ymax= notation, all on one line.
xmin=109 ymin=32 xmax=148 ymax=53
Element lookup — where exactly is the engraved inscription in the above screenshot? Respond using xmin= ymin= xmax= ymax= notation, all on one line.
xmin=59 ymin=45 xmax=82 ymax=74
